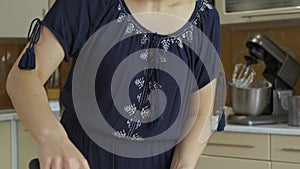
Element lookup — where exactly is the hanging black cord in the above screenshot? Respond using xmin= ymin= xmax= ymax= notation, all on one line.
xmin=28 ymin=18 xmax=42 ymax=48
xmin=18 ymin=18 xmax=42 ymax=70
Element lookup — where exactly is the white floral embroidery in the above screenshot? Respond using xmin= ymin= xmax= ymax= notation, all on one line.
xmin=113 ymin=129 xmax=126 ymax=139
xmin=127 ymin=118 xmax=142 ymax=129
xmin=131 ymin=133 xmax=144 ymax=141
xmin=200 ymin=0 xmax=213 ymax=11
xmin=182 ymin=29 xmax=193 ymax=43
xmin=160 ymin=37 xmax=184 ymax=51
xmin=124 ymin=104 xmax=137 ymax=116
xmin=141 ymin=106 xmax=150 ymax=119
xmin=139 ymin=50 xmax=148 ymax=60
xmin=157 ymin=54 xmax=166 ymax=63
xmin=135 ymin=28 xmax=143 ymax=35
xmin=113 ymin=130 xmax=144 ymax=141
xmin=125 ymin=23 xmax=135 ymax=35
xmin=149 ymin=81 xmax=162 ymax=91
xmin=161 ymin=39 xmax=171 ymax=51
xmin=117 ymin=3 xmax=122 ymax=11
xmin=135 ymin=77 xmax=145 ymax=89
xmin=175 ymin=37 xmax=183 ymax=48
xmin=117 ymin=12 xmax=126 ymax=23
xmin=141 ymin=34 xmax=150 ymax=45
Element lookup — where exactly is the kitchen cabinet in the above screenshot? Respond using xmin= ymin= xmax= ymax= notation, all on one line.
xmin=18 ymin=121 xmax=39 ymax=169
xmin=197 ymin=156 xmax=271 ymax=169
xmin=199 ymin=132 xmax=300 ymax=169
xmin=215 ymin=0 xmax=300 ymax=25
xmin=0 ymin=0 xmax=48 ymax=37
xmin=0 ymin=121 xmax=11 ymax=169
xmin=204 ymin=132 xmax=270 ymax=160
xmin=272 ymin=162 xmax=300 ymax=169
xmin=271 ymin=135 xmax=300 ymax=164
xmin=49 ymin=0 xmax=56 ymax=7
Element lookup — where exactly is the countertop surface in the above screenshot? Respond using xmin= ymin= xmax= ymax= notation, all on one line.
xmin=225 ymin=123 xmax=300 ymax=136
xmin=0 ymin=102 xmax=61 ymax=121
xmin=1 ymin=108 xmax=300 ymax=136
xmin=223 ymin=106 xmax=300 ymax=136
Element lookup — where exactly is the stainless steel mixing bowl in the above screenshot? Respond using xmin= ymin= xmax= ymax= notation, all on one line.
xmin=228 ymin=80 xmax=272 ymax=116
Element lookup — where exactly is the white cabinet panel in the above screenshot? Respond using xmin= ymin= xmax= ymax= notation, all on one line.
xmin=0 ymin=0 xmax=48 ymax=37
xmin=203 ymin=132 xmax=270 ymax=160
xmin=197 ymin=155 xmax=271 ymax=169
xmin=272 ymin=162 xmax=300 ymax=169
xmin=0 ymin=121 xmax=11 ymax=169
xmin=271 ymin=135 xmax=300 ymax=164
xmin=18 ymin=122 xmax=39 ymax=169
xmin=49 ymin=0 xmax=56 ymax=7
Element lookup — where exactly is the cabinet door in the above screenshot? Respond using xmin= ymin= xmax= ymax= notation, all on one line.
xmin=272 ymin=162 xmax=300 ymax=169
xmin=271 ymin=135 xmax=300 ymax=164
xmin=0 ymin=0 xmax=48 ymax=37
xmin=0 ymin=121 xmax=11 ymax=169
xmin=49 ymin=0 xmax=56 ymax=7
xmin=197 ymin=155 xmax=271 ymax=169
xmin=18 ymin=121 xmax=39 ymax=169
xmin=203 ymin=132 xmax=270 ymax=160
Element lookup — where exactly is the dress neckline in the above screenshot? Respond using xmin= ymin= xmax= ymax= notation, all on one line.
xmin=118 ymin=0 xmax=202 ymax=37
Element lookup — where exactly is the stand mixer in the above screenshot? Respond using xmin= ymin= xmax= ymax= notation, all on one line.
xmin=228 ymin=33 xmax=300 ymax=125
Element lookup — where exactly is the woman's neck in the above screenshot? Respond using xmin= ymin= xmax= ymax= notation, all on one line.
xmin=132 ymin=0 xmax=192 ymax=9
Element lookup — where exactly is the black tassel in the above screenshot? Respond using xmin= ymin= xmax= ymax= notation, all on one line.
xmin=18 ymin=18 xmax=42 ymax=70
xmin=18 ymin=48 xmax=36 ymax=69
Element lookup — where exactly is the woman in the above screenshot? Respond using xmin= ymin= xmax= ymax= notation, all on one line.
xmin=6 ymin=0 xmax=224 ymax=168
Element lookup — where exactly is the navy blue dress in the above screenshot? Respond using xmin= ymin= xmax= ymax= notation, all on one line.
xmin=41 ymin=0 xmax=225 ymax=168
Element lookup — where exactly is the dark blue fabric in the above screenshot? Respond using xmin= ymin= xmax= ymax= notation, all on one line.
xmin=42 ymin=0 xmax=224 ymax=168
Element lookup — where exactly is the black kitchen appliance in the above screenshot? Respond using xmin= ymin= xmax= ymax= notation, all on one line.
xmin=228 ymin=33 xmax=300 ymax=125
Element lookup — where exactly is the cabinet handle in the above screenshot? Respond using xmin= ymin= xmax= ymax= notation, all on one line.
xmin=209 ymin=143 xmax=255 ymax=148
xmin=241 ymin=11 xmax=300 ymax=18
xmin=281 ymin=147 xmax=300 ymax=152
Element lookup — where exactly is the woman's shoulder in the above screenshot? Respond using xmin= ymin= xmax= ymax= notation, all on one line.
xmin=55 ymin=0 xmax=112 ymax=9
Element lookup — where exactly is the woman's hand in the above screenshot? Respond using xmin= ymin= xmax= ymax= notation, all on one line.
xmin=38 ymin=133 xmax=90 ymax=169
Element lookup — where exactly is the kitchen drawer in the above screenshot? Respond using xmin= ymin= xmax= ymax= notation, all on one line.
xmin=271 ymin=135 xmax=300 ymax=164
xmin=272 ymin=162 xmax=300 ymax=169
xmin=18 ymin=122 xmax=39 ymax=169
xmin=197 ymin=155 xmax=271 ymax=169
xmin=203 ymin=132 xmax=270 ymax=160
xmin=0 ymin=121 xmax=11 ymax=169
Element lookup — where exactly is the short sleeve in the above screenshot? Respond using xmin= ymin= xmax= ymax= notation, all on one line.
xmin=194 ymin=4 xmax=221 ymax=89
xmin=43 ymin=0 xmax=109 ymax=61
xmin=197 ymin=4 xmax=226 ymax=131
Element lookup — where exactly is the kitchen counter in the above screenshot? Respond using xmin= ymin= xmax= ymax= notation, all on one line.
xmin=223 ymin=106 xmax=300 ymax=136
xmin=0 ymin=100 xmax=61 ymax=122
xmin=2 ymin=107 xmax=300 ymax=136
xmin=225 ymin=123 xmax=300 ymax=136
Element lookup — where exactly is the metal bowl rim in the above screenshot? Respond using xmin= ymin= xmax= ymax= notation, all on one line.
xmin=228 ymin=81 xmax=272 ymax=90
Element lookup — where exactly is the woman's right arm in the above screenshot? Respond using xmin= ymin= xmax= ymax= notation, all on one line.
xmin=6 ymin=26 xmax=89 ymax=169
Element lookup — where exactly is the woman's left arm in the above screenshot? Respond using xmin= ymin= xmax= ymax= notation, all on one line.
xmin=170 ymin=78 xmax=217 ymax=169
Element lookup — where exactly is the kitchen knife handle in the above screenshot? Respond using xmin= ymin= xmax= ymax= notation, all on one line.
xmin=29 ymin=158 xmax=40 ymax=169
